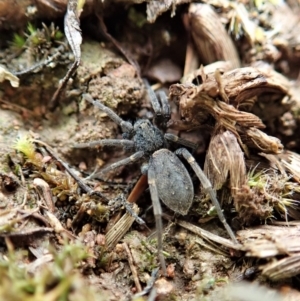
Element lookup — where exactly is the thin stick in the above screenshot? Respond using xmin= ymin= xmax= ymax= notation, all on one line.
xmin=123 ymin=242 xmax=142 ymax=292
xmin=134 ymin=268 xmax=159 ymax=298
xmin=33 ymin=139 xmax=107 ymax=201
xmin=127 ymin=174 xmax=148 ymax=203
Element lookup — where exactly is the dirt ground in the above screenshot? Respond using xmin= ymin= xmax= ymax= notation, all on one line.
xmin=1 ymin=1 xmax=300 ymax=300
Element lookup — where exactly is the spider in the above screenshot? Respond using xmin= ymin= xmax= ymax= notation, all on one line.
xmin=75 ymin=80 xmax=237 ymax=274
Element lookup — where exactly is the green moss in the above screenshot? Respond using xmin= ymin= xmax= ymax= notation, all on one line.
xmin=13 ymin=135 xmax=42 ymax=167
xmin=12 ymin=33 xmax=26 ymax=49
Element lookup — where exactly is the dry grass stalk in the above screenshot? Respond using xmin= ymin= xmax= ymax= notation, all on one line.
xmin=123 ymin=242 xmax=142 ymax=292
xmin=262 ymin=254 xmax=300 ymax=281
xmin=178 ymin=220 xmax=300 ymax=280
xmin=279 ymin=151 xmax=300 ymax=183
xmin=105 ymin=203 xmax=139 ymax=251
xmin=175 ymin=218 xmax=241 ymax=251
xmin=237 ymin=224 xmax=300 ymax=280
xmin=204 ymin=130 xmax=247 ymax=194
xmin=238 ymin=224 xmax=300 ymax=258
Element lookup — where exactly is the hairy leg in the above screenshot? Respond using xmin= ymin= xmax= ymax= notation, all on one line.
xmin=175 ymin=148 xmax=238 ymax=244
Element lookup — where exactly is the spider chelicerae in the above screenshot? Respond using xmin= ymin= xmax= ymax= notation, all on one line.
xmin=75 ymin=80 xmax=237 ymax=274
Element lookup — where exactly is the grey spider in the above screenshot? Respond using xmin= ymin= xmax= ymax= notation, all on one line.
xmin=75 ymin=81 xmax=237 ymax=274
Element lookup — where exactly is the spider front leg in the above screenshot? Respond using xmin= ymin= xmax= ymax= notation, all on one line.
xmin=74 ymin=139 xmax=134 ymax=150
xmin=147 ymin=165 xmax=167 ymax=276
xmin=157 ymin=91 xmax=171 ymax=122
xmin=175 ymin=148 xmax=238 ymax=244
xmin=82 ymin=94 xmax=133 ymax=133
xmin=144 ymin=80 xmax=170 ymax=130
xmin=165 ymin=133 xmax=198 ymax=150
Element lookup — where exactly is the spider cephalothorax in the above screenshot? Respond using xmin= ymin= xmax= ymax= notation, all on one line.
xmin=132 ymin=119 xmax=166 ymax=155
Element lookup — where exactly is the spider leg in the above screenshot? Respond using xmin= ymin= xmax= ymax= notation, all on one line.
xmin=109 ymin=194 xmax=146 ymax=226
xmin=43 ymin=145 xmax=107 ymax=200
xmin=73 ymin=139 xmax=134 ymax=150
xmin=143 ymin=79 xmax=161 ymax=115
xmin=93 ymin=151 xmax=145 ymax=178
xmin=164 ymin=133 xmax=198 ymax=150
xmin=143 ymin=79 xmax=170 ymax=129
xmin=82 ymin=94 xmax=133 ymax=133
xmin=157 ymin=91 xmax=171 ymax=122
xmin=148 ymin=166 xmax=167 ymax=275
xmin=175 ymin=148 xmax=238 ymax=244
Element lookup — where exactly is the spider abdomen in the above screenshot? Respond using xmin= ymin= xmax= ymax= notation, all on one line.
xmin=149 ymin=149 xmax=194 ymax=215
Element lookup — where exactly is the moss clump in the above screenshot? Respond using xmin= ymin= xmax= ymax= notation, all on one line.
xmin=14 ymin=135 xmax=42 ymax=167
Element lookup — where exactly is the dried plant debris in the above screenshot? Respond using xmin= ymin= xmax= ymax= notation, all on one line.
xmin=0 ymin=65 xmax=19 ymax=87
xmin=169 ymin=66 xmax=297 ymax=224
xmin=1 ymin=22 xmax=66 ymax=75
xmin=231 ymin=1 xmax=300 ymax=72
xmin=204 ymin=130 xmax=247 ymax=198
xmin=146 ymin=0 xmax=192 ymax=23
xmin=105 ymin=203 xmax=140 ymax=251
xmin=178 ymin=219 xmax=300 ymax=281
xmin=169 ymin=68 xmax=286 ymax=155
xmin=237 ymin=224 xmax=300 ymax=281
xmin=278 ymin=151 xmax=300 ymax=183
xmin=175 ymin=66 xmax=293 ymax=115
xmin=238 ymin=224 xmax=300 ymax=258
xmin=170 ymin=66 xmax=293 ymax=150
xmin=0 ymin=204 xmax=54 ymax=245
xmin=50 ymin=0 xmax=82 ymax=108
xmin=192 ymin=1 xmax=300 ymax=75
xmin=186 ymin=3 xmax=240 ymax=69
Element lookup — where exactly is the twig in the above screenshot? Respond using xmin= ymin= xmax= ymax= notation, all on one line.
xmin=134 ymin=267 xmax=159 ymax=299
xmin=123 ymin=242 xmax=142 ymax=292
xmin=168 ymin=216 xmax=242 ymax=250
xmin=13 ymin=45 xmax=66 ymax=76
xmin=32 ymin=139 xmax=108 ymax=201
xmin=33 ymin=178 xmax=55 ymax=213
xmin=96 ymin=13 xmax=140 ymax=76
xmin=43 ymin=210 xmax=76 ymax=240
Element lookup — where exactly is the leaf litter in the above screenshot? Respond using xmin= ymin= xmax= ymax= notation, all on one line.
xmin=1 ymin=0 xmax=300 ymax=300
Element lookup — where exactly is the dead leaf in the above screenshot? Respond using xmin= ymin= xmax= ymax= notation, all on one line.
xmin=50 ymin=0 xmax=82 ymax=108
xmin=0 ymin=65 xmax=19 ymax=87
xmin=188 ymin=3 xmax=240 ymax=68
